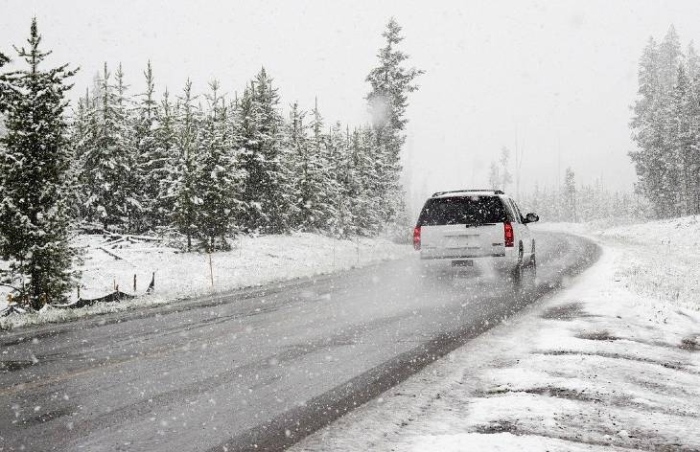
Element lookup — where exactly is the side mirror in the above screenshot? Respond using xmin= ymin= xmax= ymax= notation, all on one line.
xmin=524 ymin=213 xmax=539 ymax=224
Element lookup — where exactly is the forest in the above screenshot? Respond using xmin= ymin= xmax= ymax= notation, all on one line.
xmin=0 ymin=18 xmax=420 ymax=305
xmin=630 ymin=25 xmax=700 ymax=218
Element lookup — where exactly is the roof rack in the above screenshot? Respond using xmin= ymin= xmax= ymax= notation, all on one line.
xmin=431 ymin=189 xmax=505 ymax=197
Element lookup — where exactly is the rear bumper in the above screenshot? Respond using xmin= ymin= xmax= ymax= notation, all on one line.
xmin=420 ymin=251 xmax=506 ymax=259
xmin=419 ymin=246 xmax=515 ymax=260
xmin=418 ymin=248 xmax=517 ymax=271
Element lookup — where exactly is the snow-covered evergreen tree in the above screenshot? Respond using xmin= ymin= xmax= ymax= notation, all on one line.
xmin=133 ymin=61 xmax=161 ymax=231
xmin=669 ymin=64 xmax=695 ymax=216
xmin=366 ymin=18 xmax=423 ymax=228
xmin=631 ymin=26 xmax=700 ymax=218
xmin=563 ymin=167 xmax=577 ymax=222
xmin=659 ymin=25 xmax=682 ymax=93
xmin=630 ymin=37 xmax=668 ymax=217
xmin=353 ymin=126 xmax=384 ymax=235
xmin=236 ymin=68 xmax=290 ymax=234
xmin=687 ymin=42 xmax=699 ymax=81
xmin=286 ymin=101 xmax=328 ymax=231
xmin=114 ymin=64 xmax=142 ymax=231
xmin=308 ymin=100 xmax=341 ymax=232
xmin=77 ymin=63 xmax=139 ymax=231
xmin=194 ymin=81 xmax=243 ymax=250
xmin=0 ymin=19 xmax=77 ymax=307
xmin=152 ymin=88 xmax=178 ymax=230
xmin=0 ymin=50 xmax=9 ymax=101
xmin=66 ymin=90 xmax=92 ymax=221
xmin=168 ymin=80 xmax=201 ymax=251
xmin=325 ymin=122 xmax=355 ymax=236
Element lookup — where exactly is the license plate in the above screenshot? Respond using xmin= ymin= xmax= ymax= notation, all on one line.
xmin=452 ymin=260 xmax=474 ymax=267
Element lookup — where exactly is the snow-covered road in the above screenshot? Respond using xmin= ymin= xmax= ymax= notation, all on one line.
xmin=0 ymin=231 xmax=596 ymax=451
xmin=292 ymin=219 xmax=700 ymax=452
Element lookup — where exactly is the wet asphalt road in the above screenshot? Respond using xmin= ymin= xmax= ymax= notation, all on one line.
xmin=0 ymin=232 xmax=599 ymax=452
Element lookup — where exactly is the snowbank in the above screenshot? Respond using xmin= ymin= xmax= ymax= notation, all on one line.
xmin=0 ymin=232 xmax=412 ymax=329
xmin=537 ymin=217 xmax=700 ymax=311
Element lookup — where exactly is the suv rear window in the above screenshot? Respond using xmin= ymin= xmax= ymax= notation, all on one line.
xmin=417 ymin=196 xmax=507 ymax=226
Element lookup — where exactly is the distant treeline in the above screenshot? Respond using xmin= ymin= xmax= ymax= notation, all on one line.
xmin=520 ymin=167 xmax=650 ymax=224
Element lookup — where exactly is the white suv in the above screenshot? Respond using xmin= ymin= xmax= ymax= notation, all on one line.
xmin=413 ymin=189 xmax=539 ymax=280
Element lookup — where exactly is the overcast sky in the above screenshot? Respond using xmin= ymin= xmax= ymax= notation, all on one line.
xmin=3 ymin=0 xmax=700 ymax=209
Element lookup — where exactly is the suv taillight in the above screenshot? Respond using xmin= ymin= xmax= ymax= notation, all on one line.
xmin=413 ymin=226 xmax=421 ymax=250
xmin=504 ymin=222 xmax=514 ymax=247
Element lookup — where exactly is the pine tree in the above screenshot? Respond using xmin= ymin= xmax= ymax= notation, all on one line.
xmin=354 ymin=126 xmax=384 ymax=235
xmin=629 ymin=28 xmax=700 ymax=217
xmin=0 ymin=50 xmax=9 ymax=102
xmin=687 ymin=42 xmax=699 ymax=81
xmin=659 ymin=25 xmax=682 ymax=92
xmin=152 ymin=88 xmax=178 ymax=229
xmin=366 ymin=18 xmax=423 ymax=227
xmin=67 ymin=90 xmax=92 ymax=221
xmin=133 ymin=61 xmax=161 ymax=231
xmin=308 ymin=99 xmax=340 ymax=232
xmin=114 ymin=64 xmax=142 ymax=231
xmin=653 ymin=25 xmax=684 ymax=218
xmin=563 ymin=167 xmax=577 ymax=222
xmin=78 ymin=63 xmax=138 ymax=231
xmin=326 ymin=122 xmax=355 ymax=236
xmin=194 ymin=81 xmax=242 ymax=250
xmin=690 ymin=66 xmax=700 ymax=214
xmin=285 ymin=103 xmax=336 ymax=232
xmin=0 ymin=19 xmax=77 ymax=307
xmin=236 ymin=68 xmax=289 ymax=234
xmin=286 ymin=102 xmax=316 ymax=230
xmin=630 ymin=37 xmax=668 ymax=217
xmin=0 ymin=51 xmax=10 ymax=135
xmin=169 ymin=80 xmax=201 ymax=251
xmin=669 ymin=64 xmax=695 ymax=216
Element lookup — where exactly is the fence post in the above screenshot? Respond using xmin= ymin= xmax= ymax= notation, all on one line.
xmin=209 ymin=252 xmax=214 ymax=289
xmin=146 ymin=272 xmax=155 ymax=294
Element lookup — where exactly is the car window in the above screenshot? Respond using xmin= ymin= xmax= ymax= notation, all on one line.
xmin=504 ymin=199 xmax=520 ymax=223
xmin=502 ymin=198 xmax=518 ymax=223
xmin=510 ymin=200 xmax=525 ymax=223
xmin=417 ymin=196 xmax=507 ymax=226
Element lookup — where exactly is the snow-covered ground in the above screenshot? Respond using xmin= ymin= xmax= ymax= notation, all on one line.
xmin=0 ymin=232 xmax=411 ymax=329
xmin=291 ymin=217 xmax=700 ymax=451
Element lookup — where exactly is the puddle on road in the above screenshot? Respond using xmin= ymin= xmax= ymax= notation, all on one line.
xmin=0 ymin=360 xmax=35 ymax=372
xmin=577 ymin=330 xmax=620 ymax=341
